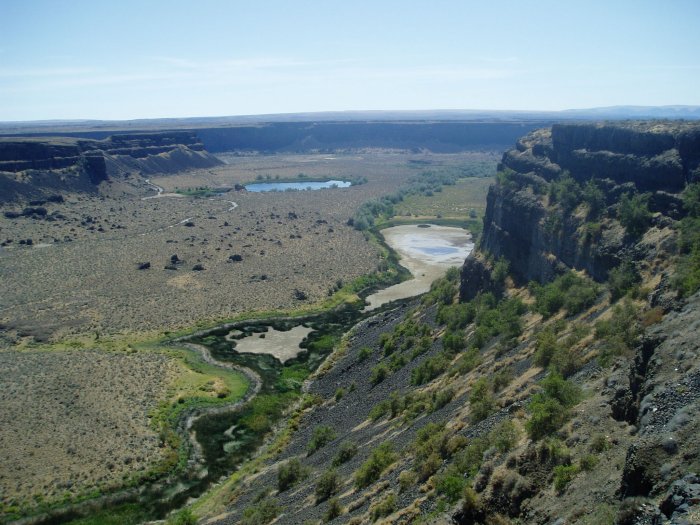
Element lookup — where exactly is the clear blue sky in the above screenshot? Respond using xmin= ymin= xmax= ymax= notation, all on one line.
xmin=2 ymin=0 xmax=699 ymax=121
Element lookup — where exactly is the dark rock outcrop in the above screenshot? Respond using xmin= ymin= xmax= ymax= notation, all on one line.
xmin=466 ymin=121 xmax=700 ymax=287
xmin=0 ymin=131 xmax=221 ymax=203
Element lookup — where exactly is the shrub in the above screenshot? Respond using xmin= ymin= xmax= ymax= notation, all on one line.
xmin=618 ymin=192 xmax=652 ymax=238
xmin=579 ymin=454 xmax=598 ymax=471
xmin=526 ymin=373 xmax=581 ymax=440
xmin=451 ymin=347 xmax=482 ymax=376
xmin=278 ymin=458 xmax=309 ymax=491
xmin=470 ymin=378 xmax=495 ymax=422
xmin=492 ymin=366 xmax=513 ymax=392
xmin=489 ymin=420 xmax=520 ymax=453
xmin=582 ymin=179 xmax=606 ymax=219
xmin=595 ymin=300 xmax=641 ymax=365
xmin=333 ymin=440 xmax=358 ymax=466
xmin=324 ymin=497 xmax=343 ymax=522
xmin=549 ymin=171 xmax=582 ymax=211
xmin=398 ymin=470 xmax=417 ymax=492
xmin=307 ymin=425 xmax=336 ymax=455
xmin=315 ymin=469 xmax=339 ymax=503
xmin=590 ymin=434 xmax=610 ymax=453
xmin=354 ymin=442 xmax=397 ymax=489
xmin=241 ymin=497 xmax=279 ymax=525
xmin=369 ymin=399 xmax=391 ymax=421
xmin=370 ymin=492 xmax=397 ymax=522
xmin=674 ymin=189 xmax=700 ymax=296
xmin=534 ymin=327 xmax=559 ymax=368
xmin=357 ymin=346 xmax=373 ymax=362
xmin=166 ymin=509 xmax=197 ymax=525
xmin=334 ymin=387 xmax=345 ymax=402
xmin=531 ymin=272 xmax=599 ymax=317
xmin=432 ymin=387 xmax=455 ymax=411
xmin=436 ymin=473 xmax=467 ymax=503
xmin=462 ymin=486 xmax=482 ymax=515
xmin=608 ymin=259 xmax=641 ymax=302
xmin=443 ymin=329 xmax=467 ymax=353
xmin=370 ymin=363 xmax=390 ymax=385
xmin=492 ymin=256 xmax=510 ymax=284
xmin=411 ymin=354 xmax=450 ymax=385
xmin=553 ymin=464 xmax=580 ymax=492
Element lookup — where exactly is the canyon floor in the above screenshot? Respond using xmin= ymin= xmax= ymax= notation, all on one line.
xmin=0 ymin=149 xmax=496 ymax=523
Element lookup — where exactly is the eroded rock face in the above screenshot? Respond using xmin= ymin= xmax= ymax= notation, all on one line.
xmin=0 ymin=131 xmax=222 ymax=202
xmin=473 ymin=121 xmax=700 ymax=285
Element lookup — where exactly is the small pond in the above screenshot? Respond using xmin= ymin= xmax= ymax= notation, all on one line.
xmin=245 ymin=180 xmax=351 ymax=192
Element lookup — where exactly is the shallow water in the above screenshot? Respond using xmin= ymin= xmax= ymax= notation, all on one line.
xmin=364 ymin=224 xmax=474 ymax=310
xmin=245 ymin=180 xmax=351 ymax=192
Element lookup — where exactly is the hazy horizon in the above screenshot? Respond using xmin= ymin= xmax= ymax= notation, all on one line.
xmin=3 ymin=0 xmax=700 ymax=121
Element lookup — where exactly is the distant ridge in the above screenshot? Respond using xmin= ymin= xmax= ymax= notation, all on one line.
xmin=1 ymin=106 xmax=699 ymax=135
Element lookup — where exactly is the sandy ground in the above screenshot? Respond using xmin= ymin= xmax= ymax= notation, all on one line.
xmin=231 ymin=325 xmax=313 ymax=363
xmin=364 ymin=224 xmax=474 ymax=310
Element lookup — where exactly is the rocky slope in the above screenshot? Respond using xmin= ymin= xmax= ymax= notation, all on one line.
xmin=0 ymin=131 xmax=221 ymax=202
xmin=192 ymin=121 xmax=700 ymax=525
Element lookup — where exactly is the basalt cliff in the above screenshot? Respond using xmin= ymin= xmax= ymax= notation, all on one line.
xmin=0 ymin=131 xmax=221 ymax=202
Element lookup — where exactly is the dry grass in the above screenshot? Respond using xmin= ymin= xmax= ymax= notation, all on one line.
xmin=0 ymin=152 xmax=487 ymax=344
xmin=0 ymin=349 xmax=177 ymax=512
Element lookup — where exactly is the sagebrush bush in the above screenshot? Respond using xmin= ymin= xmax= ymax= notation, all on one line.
xmin=277 ymin=458 xmax=309 ymax=491
xmin=333 ymin=440 xmax=358 ymax=466
xmin=315 ymin=469 xmax=339 ymax=503
xmin=307 ymin=425 xmax=336 ymax=455
xmin=526 ymin=373 xmax=581 ymax=440
xmin=354 ymin=442 xmax=397 ymax=489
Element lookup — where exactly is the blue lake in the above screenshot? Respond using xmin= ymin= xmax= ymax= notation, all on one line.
xmin=245 ymin=180 xmax=351 ymax=192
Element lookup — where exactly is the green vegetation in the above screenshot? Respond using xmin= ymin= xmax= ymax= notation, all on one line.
xmin=277 ymin=458 xmax=309 ymax=492
xmin=533 ymin=326 xmax=581 ymax=378
xmin=549 ymin=171 xmax=582 ymax=212
xmin=675 ymin=183 xmax=700 ymax=296
xmin=353 ymin=166 xmax=494 ymax=231
xmin=354 ymin=442 xmax=397 ymax=489
xmin=324 ymin=498 xmax=343 ymax=522
xmin=63 ymin=503 xmax=151 ymax=525
xmin=315 ymin=469 xmax=340 ymax=503
xmin=357 ymin=346 xmax=373 ymax=362
xmin=526 ymin=373 xmax=582 ymax=440
xmin=241 ymin=496 xmax=279 ymax=525
xmin=393 ymin=175 xmax=493 ymax=221
xmin=370 ymin=363 xmax=390 ymax=385
xmin=491 ymin=419 xmax=520 ymax=453
xmin=530 ymin=271 xmax=600 ymax=318
xmin=307 ymin=425 xmax=337 ymax=455
xmin=594 ymin=300 xmax=641 ymax=365
xmin=332 ymin=440 xmax=358 ymax=467
xmin=174 ymin=186 xmax=222 ymax=198
xmin=469 ymin=377 xmax=495 ymax=422
xmin=618 ymin=192 xmax=652 ymax=238
xmin=553 ymin=464 xmax=580 ymax=492
xmin=166 ymin=509 xmax=197 ymax=525
xmin=608 ymin=259 xmax=641 ymax=301
xmin=491 ymin=256 xmax=510 ymax=284
xmin=370 ymin=492 xmax=397 ymax=521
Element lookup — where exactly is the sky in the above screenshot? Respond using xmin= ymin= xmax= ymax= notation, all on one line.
xmin=2 ymin=0 xmax=700 ymax=121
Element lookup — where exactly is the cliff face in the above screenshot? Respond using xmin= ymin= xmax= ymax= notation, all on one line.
xmin=0 ymin=131 xmax=221 ymax=202
xmin=464 ymin=121 xmax=697 ymax=295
